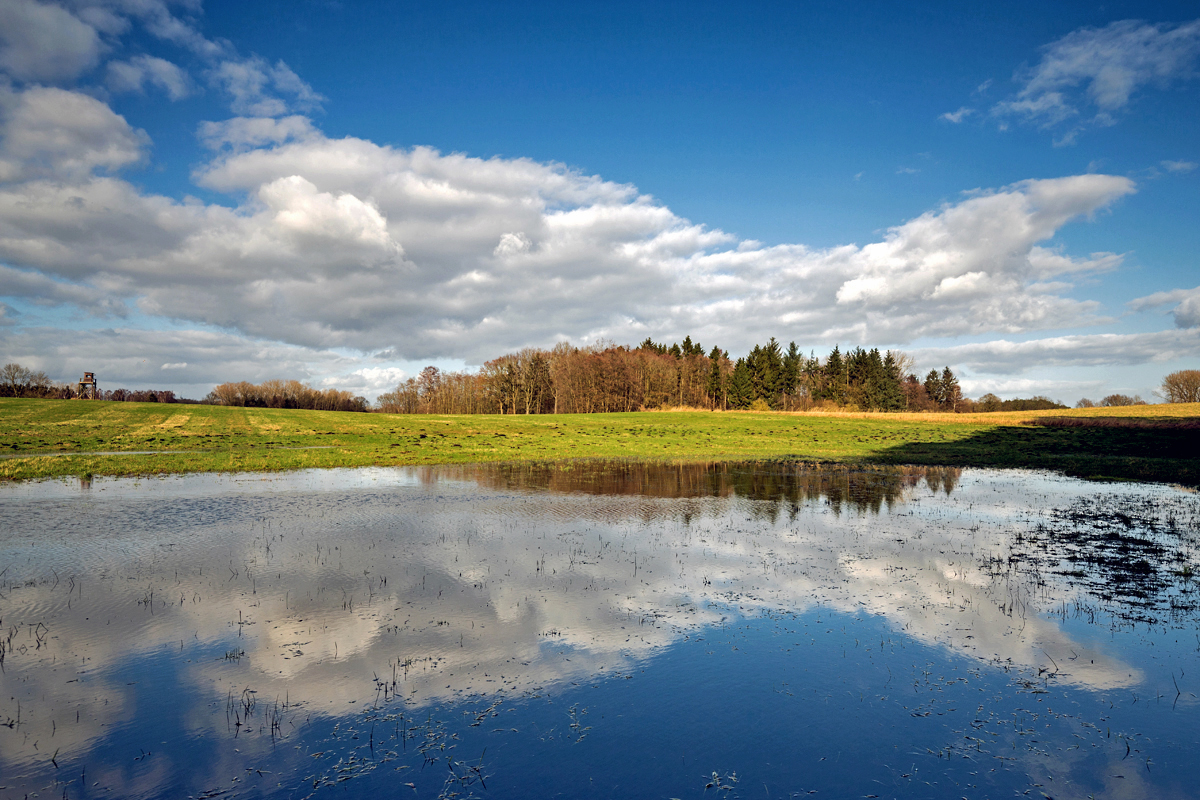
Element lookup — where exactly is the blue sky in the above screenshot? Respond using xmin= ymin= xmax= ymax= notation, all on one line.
xmin=0 ymin=0 xmax=1198 ymax=403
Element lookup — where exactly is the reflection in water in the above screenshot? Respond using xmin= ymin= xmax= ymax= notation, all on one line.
xmin=435 ymin=460 xmax=962 ymax=511
xmin=0 ymin=462 xmax=1197 ymax=799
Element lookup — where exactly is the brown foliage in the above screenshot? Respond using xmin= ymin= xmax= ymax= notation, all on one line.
xmin=208 ymin=379 xmax=367 ymax=412
xmin=381 ymin=342 xmax=731 ymax=415
xmin=1160 ymin=370 xmax=1200 ymax=404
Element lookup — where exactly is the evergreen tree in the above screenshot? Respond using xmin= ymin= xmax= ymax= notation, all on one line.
xmin=781 ymin=341 xmax=801 ymax=398
xmin=924 ymin=369 xmax=943 ymax=407
xmin=881 ymin=351 xmax=905 ymax=411
xmin=824 ymin=346 xmax=847 ymax=405
xmin=762 ymin=338 xmax=782 ymax=405
xmin=940 ymin=366 xmax=961 ymax=411
xmin=802 ymin=351 xmax=822 ymax=401
xmin=706 ymin=345 xmax=724 ymax=409
xmin=728 ymin=358 xmax=753 ymax=409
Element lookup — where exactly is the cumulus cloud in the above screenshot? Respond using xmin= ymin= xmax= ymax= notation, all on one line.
xmin=1129 ymin=285 xmax=1200 ymax=328
xmin=0 ymin=0 xmax=228 ymax=88
xmin=0 ymin=85 xmax=149 ymax=180
xmin=956 ymin=376 xmax=1100 ymax=399
xmin=0 ymin=79 xmax=1140 ymax=364
xmin=992 ymin=19 xmax=1200 ymax=136
xmin=330 ymin=365 xmax=411 ymax=398
xmin=0 ymin=325 xmax=360 ymax=391
xmin=914 ymin=328 xmax=1200 ymax=375
xmin=198 ymin=114 xmax=318 ymax=151
xmin=0 ymin=0 xmax=104 ymax=82
xmin=210 ymin=56 xmax=324 ymax=117
xmin=0 ymin=263 xmax=127 ymax=315
xmin=106 ymin=54 xmax=191 ymax=100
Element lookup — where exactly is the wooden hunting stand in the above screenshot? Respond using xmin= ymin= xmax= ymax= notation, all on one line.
xmin=77 ymin=372 xmax=99 ymax=399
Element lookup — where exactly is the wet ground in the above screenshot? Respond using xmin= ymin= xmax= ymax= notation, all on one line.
xmin=1 ymin=462 xmax=1199 ymax=799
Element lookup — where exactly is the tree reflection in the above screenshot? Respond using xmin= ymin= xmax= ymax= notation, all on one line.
xmin=428 ymin=460 xmax=962 ymax=515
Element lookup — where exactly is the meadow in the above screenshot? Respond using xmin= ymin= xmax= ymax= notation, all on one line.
xmin=1 ymin=397 xmax=1197 ymax=484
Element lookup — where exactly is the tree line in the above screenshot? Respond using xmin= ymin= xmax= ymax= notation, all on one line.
xmin=2 ymin=363 xmax=184 ymax=402
xmin=376 ymin=338 xmax=972 ymax=415
xmin=205 ymin=380 xmax=370 ymax=412
xmin=8 ymin=360 xmax=1197 ymax=416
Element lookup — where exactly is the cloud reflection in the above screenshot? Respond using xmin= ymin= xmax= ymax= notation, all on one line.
xmin=1 ymin=463 xmax=1191 ymax=796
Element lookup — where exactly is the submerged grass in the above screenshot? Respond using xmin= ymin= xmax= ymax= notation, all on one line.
xmin=0 ymin=398 xmax=1197 ymax=484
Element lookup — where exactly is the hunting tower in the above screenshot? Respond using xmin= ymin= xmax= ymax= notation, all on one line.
xmin=77 ymin=372 xmax=99 ymax=399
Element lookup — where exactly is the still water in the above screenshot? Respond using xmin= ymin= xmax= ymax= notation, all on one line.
xmin=1 ymin=462 xmax=1199 ymax=799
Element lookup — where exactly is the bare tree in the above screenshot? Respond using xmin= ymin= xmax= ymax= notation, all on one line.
xmin=1159 ymin=370 xmax=1200 ymax=404
xmin=3 ymin=362 xmax=31 ymax=394
xmin=1099 ymin=393 xmax=1145 ymax=407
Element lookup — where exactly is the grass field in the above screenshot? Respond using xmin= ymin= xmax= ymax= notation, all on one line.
xmin=1 ymin=398 xmax=1198 ymax=484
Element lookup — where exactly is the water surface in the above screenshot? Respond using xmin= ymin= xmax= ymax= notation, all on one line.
xmin=2 ymin=462 xmax=1198 ymax=799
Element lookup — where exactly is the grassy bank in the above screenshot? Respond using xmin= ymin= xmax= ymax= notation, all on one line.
xmin=1 ymin=398 xmax=1198 ymax=484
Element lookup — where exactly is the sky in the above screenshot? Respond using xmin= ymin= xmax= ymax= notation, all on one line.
xmin=0 ymin=0 xmax=1197 ymax=404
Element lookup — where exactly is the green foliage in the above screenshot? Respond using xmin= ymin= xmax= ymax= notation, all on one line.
xmin=781 ymin=342 xmax=801 ymax=397
xmin=728 ymin=359 xmax=753 ymax=409
xmin=2 ymin=398 xmax=1195 ymax=487
xmin=706 ymin=345 xmax=725 ymax=408
xmin=824 ymin=346 xmax=847 ymax=405
xmin=977 ymin=394 xmax=1068 ymax=412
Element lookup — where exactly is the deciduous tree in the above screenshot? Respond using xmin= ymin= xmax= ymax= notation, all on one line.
xmin=1160 ymin=370 xmax=1200 ymax=403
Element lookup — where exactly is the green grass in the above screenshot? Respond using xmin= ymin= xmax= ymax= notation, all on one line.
xmin=1 ymin=398 xmax=1198 ymax=485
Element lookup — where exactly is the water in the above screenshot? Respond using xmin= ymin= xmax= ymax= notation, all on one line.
xmin=1 ymin=462 xmax=1198 ymax=799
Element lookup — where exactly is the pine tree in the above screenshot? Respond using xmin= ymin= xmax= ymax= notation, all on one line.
xmin=802 ymin=351 xmax=822 ymax=401
xmin=781 ymin=341 xmax=801 ymax=399
xmin=825 ymin=346 xmax=847 ymax=405
xmin=728 ymin=358 xmax=753 ymax=409
xmin=881 ymin=351 xmax=905 ymax=411
xmin=924 ymin=369 xmax=944 ymax=408
xmin=940 ymin=367 xmax=961 ymax=411
xmin=706 ymin=345 xmax=724 ymax=409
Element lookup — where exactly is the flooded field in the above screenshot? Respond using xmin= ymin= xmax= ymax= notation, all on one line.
xmin=2 ymin=462 xmax=1199 ymax=799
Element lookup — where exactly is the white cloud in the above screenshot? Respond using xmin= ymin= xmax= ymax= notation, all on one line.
xmin=913 ymin=328 xmax=1200 ymax=375
xmin=0 ymin=325 xmax=360 ymax=391
xmin=0 ymin=0 xmax=227 ymax=87
xmin=1162 ymin=159 xmax=1197 ymax=174
xmin=992 ymin=19 xmax=1200 ymax=135
xmin=0 ymin=0 xmax=103 ymax=82
xmin=198 ymin=115 xmax=318 ymax=151
xmin=0 ymin=85 xmax=149 ymax=180
xmin=1129 ymin=285 xmax=1200 ymax=328
xmin=210 ymin=56 xmax=324 ymax=117
xmin=106 ymin=54 xmax=191 ymax=100
xmin=328 ymin=366 xmax=410 ymax=398
xmin=0 ymin=263 xmax=127 ymax=315
xmin=956 ymin=376 xmax=1099 ymax=400
xmin=493 ymin=231 xmax=532 ymax=258
xmin=939 ymin=106 xmax=974 ymax=123
xmin=0 ymin=83 xmax=1141 ymax=365
xmin=130 ymin=0 xmax=227 ymax=59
